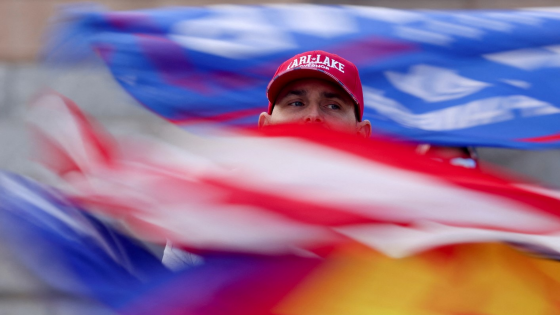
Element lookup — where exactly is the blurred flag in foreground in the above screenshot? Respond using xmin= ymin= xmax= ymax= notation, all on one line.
xmin=45 ymin=5 xmax=560 ymax=148
xmin=4 ymin=91 xmax=560 ymax=313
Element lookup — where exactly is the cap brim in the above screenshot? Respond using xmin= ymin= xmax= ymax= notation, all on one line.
xmin=267 ymin=68 xmax=361 ymax=120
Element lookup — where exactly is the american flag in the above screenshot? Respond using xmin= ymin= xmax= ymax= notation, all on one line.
xmin=4 ymin=90 xmax=560 ymax=314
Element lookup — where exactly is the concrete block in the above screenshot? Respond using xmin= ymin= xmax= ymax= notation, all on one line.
xmin=471 ymin=0 xmax=560 ymax=8
xmin=0 ymin=64 xmax=10 ymax=117
xmin=46 ymin=299 xmax=116 ymax=315
xmin=0 ymin=120 xmax=31 ymax=175
xmin=321 ymin=0 xmax=472 ymax=9
xmin=0 ymin=240 xmax=53 ymax=295
xmin=7 ymin=63 xmax=150 ymax=120
xmin=478 ymin=148 xmax=560 ymax=188
xmin=0 ymin=298 xmax=115 ymax=315
xmin=0 ymin=300 xmax=49 ymax=315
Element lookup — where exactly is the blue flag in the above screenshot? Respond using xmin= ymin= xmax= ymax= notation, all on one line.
xmin=44 ymin=5 xmax=560 ymax=148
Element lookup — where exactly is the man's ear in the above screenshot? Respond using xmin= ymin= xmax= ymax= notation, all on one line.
xmin=258 ymin=112 xmax=272 ymax=129
xmin=356 ymin=119 xmax=372 ymax=138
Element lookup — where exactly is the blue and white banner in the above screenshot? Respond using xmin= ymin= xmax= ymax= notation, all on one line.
xmin=45 ymin=5 xmax=560 ymax=148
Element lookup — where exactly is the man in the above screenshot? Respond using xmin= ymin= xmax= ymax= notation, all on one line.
xmin=258 ymin=50 xmax=478 ymax=168
xmin=258 ymin=50 xmax=372 ymax=138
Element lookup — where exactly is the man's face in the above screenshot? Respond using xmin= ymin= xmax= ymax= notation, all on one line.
xmin=259 ymin=78 xmax=371 ymax=137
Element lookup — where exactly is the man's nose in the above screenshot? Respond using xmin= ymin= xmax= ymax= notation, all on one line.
xmin=303 ymin=104 xmax=323 ymax=123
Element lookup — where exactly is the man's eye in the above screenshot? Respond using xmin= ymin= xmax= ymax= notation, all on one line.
xmin=327 ymin=104 xmax=341 ymax=110
xmin=288 ymin=101 xmax=304 ymax=107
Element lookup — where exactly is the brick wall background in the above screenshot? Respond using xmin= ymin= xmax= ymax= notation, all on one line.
xmin=2 ymin=1 xmax=560 ymax=314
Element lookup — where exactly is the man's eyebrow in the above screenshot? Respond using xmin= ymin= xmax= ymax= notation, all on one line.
xmin=277 ymin=89 xmax=306 ymax=101
xmin=286 ymin=89 xmax=306 ymax=96
xmin=322 ymin=91 xmax=345 ymax=100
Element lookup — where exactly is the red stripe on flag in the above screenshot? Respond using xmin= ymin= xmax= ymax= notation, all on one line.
xmin=520 ymin=133 xmax=560 ymax=143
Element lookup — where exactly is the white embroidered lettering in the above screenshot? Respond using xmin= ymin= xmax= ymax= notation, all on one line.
xmin=331 ymin=59 xmax=338 ymax=69
xmin=338 ymin=63 xmax=345 ymax=73
xmin=291 ymin=58 xmax=299 ymax=68
xmin=322 ymin=56 xmax=330 ymax=66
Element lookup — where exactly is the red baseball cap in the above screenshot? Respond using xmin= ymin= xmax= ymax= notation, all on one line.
xmin=266 ymin=50 xmax=364 ymax=121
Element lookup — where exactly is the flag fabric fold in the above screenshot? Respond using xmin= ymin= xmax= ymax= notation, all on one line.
xmin=26 ymin=91 xmax=560 ymax=257
xmin=5 ymin=91 xmax=560 ymax=313
xmin=5 ymin=171 xmax=560 ymax=314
